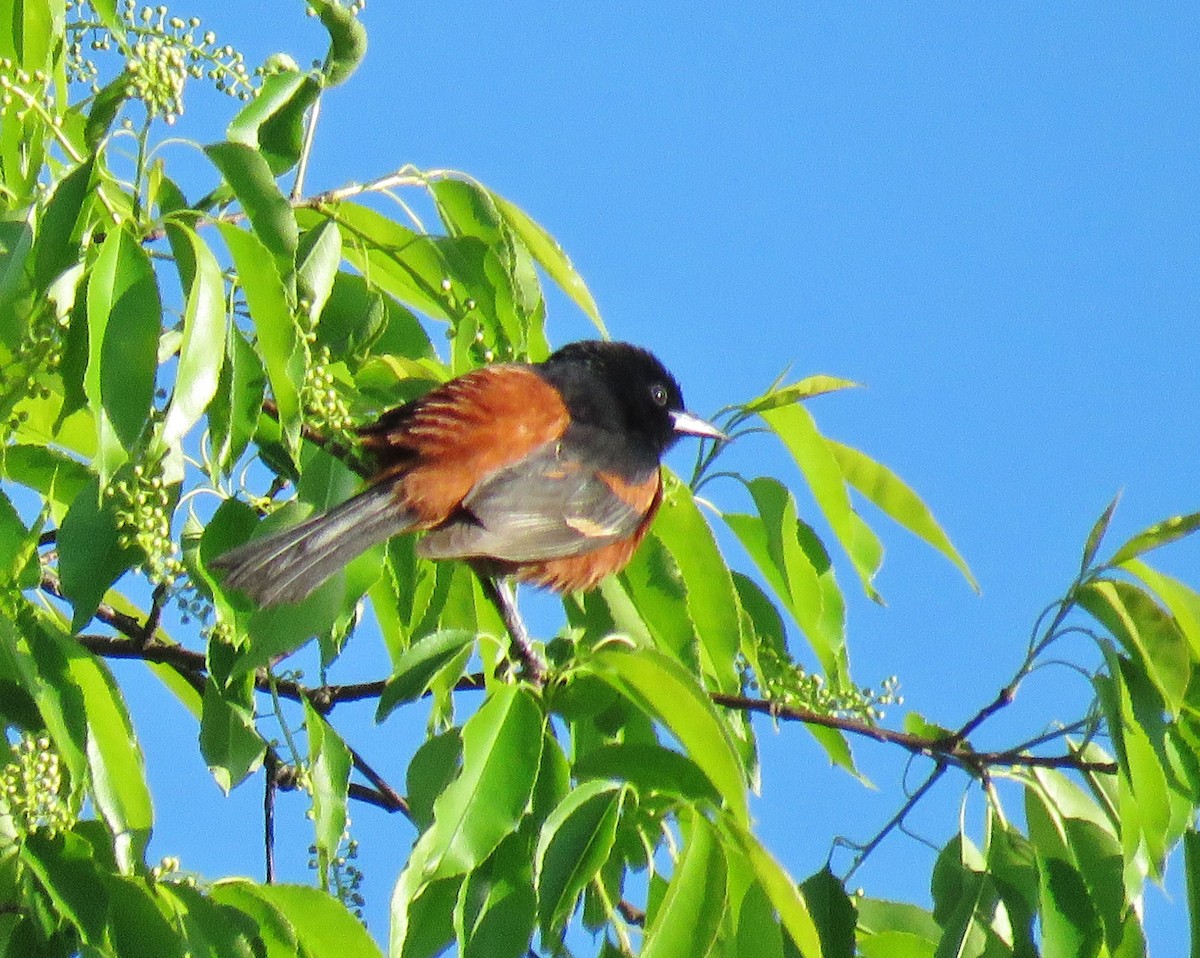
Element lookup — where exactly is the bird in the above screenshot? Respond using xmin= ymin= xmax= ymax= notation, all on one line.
xmin=211 ymin=340 xmax=724 ymax=611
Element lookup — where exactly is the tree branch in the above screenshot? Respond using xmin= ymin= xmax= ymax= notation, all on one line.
xmin=710 ymin=693 xmax=1117 ymax=776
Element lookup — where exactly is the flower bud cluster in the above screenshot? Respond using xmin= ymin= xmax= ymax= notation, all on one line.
xmin=0 ymin=734 xmax=74 ymax=837
xmin=65 ymin=0 xmax=260 ymax=124
xmin=303 ymin=342 xmax=355 ymax=439
xmin=309 ymin=833 xmax=365 ymax=917
xmin=106 ymin=462 xmax=184 ymax=587
xmin=0 ymin=307 xmax=66 ymax=436
xmin=749 ymin=647 xmax=903 ymax=725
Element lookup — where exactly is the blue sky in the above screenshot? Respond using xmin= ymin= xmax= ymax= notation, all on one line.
xmin=116 ymin=1 xmax=1200 ymax=947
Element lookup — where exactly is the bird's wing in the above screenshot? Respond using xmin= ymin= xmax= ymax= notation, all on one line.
xmin=417 ymin=438 xmax=657 ymax=563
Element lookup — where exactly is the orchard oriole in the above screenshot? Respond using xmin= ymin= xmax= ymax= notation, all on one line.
xmin=212 ymin=340 xmax=723 ymax=607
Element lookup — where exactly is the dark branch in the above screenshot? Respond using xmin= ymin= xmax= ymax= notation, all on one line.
xmin=710 ymin=693 xmax=1117 ymax=776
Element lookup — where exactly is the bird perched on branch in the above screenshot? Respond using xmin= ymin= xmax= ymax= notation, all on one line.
xmin=211 ymin=340 xmax=723 ymax=668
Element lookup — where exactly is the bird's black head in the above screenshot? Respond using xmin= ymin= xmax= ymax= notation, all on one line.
xmin=540 ymin=341 xmax=723 ymax=462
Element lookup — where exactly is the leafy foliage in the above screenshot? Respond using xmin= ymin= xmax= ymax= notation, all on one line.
xmin=0 ymin=3 xmax=1197 ymax=957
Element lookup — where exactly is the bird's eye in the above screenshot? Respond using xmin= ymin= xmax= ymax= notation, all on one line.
xmin=650 ymin=383 xmax=669 ymax=406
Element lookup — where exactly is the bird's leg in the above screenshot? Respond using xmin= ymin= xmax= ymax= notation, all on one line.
xmin=483 ymin=576 xmax=546 ymax=684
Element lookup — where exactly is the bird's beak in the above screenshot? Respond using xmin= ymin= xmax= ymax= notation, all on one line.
xmin=670 ymin=410 xmax=727 ymax=442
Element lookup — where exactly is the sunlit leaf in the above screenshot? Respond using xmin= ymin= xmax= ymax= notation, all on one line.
xmin=206 ymin=142 xmax=299 ymax=267
xmin=534 ymin=780 xmax=623 ymax=938
xmin=1120 ymin=558 xmax=1200 ymax=662
xmin=760 ymin=402 xmax=882 ymax=602
xmin=828 ymin=439 xmax=977 ymax=592
xmin=240 ymin=882 xmax=383 ymax=958
xmin=309 ymin=0 xmax=368 ymax=86
xmin=1081 ymin=492 xmax=1122 ymax=573
xmin=591 ymin=645 xmax=748 ymax=825
xmin=305 ymin=700 xmax=351 ymax=881
xmin=199 ymin=677 xmax=265 ymax=794
xmin=724 ymin=476 xmax=849 ymax=687
xmin=1109 ymin=511 xmax=1200 ymax=566
xmin=217 ymin=221 xmax=304 ymax=454
xmin=720 ymin=816 xmax=824 ymax=958
xmin=1078 ymin=579 xmax=1191 ymax=715
xmin=376 ymin=629 xmax=477 ymax=720
xmin=743 ymin=375 xmax=862 ymax=413
xmin=652 ymin=475 xmax=742 ymax=691
xmin=85 ymin=228 xmax=160 ymax=481
xmin=297 ymin=219 xmax=343 ymax=323
xmin=227 ymin=69 xmax=321 ymax=175
xmin=161 ymin=224 xmax=225 ymax=447
xmin=489 ymin=190 xmax=605 ymax=334
xmin=642 ymin=810 xmax=726 ymax=958
xmin=424 ymin=684 xmax=544 ymax=879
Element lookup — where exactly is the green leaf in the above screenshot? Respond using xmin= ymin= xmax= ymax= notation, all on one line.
xmin=652 ymin=475 xmax=742 ymax=691
xmin=376 ymin=629 xmax=477 ymax=720
xmin=534 ymin=780 xmax=623 ymax=938
xmin=1081 ymin=493 xmax=1122 ymax=573
xmin=1120 ymin=558 xmax=1200 ymax=662
xmin=1078 ymin=579 xmax=1191 ymax=715
xmin=206 ymin=142 xmax=299 ymax=267
xmin=33 ymin=157 xmax=94 ymax=293
xmin=490 ymin=190 xmax=605 ymax=334
xmin=297 ymin=219 xmax=343 ymax=322
xmin=642 ymin=810 xmax=726 ymax=958
xmin=2 ymin=443 xmax=92 ymax=523
xmin=217 ymin=221 xmax=304 ymax=453
xmin=227 ymin=68 xmax=321 ymax=175
xmin=57 ymin=477 xmax=140 ymax=631
xmin=1109 ymin=511 xmax=1200 ymax=566
xmin=1037 ymin=854 xmax=1102 ymax=958
xmin=85 ymin=228 xmax=161 ymax=480
xmin=406 ymin=729 xmax=463 ymax=832
xmin=590 ymin=645 xmax=748 ymax=825
xmin=210 ymin=879 xmax=302 ymax=958
xmin=73 ymin=661 xmax=153 ymax=870
xmin=801 ymin=867 xmax=855 ymax=958
xmin=425 ymin=684 xmax=544 ymax=879
xmin=155 ymin=882 xmax=262 ymax=958
xmin=0 ymin=487 xmax=31 ymax=582
xmin=743 ymin=375 xmax=862 ymax=413
xmin=456 ymin=834 xmax=537 ymax=958
xmin=21 ymin=829 xmax=110 ymax=942
xmin=828 ymin=440 xmax=977 ymax=591
xmin=724 ymin=476 xmax=849 ymax=687
xmin=572 ymin=741 xmax=722 ymax=805
xmin=199 ymin=677 xmax=265 ymax=793
xmin=857 ymin=932 xmax=936 ymax=958
xmin=209 ymin=324 xmax=266 ymax=478
xmin=84 ymin=73 xmax=131 ymax=149
xmin=310 ymin=0 xmax=368 ymax=86
xmin=105 ymin=876 xmax=184 ymax=958
xmin=161 ymin=224 xmax=225 ymax=447
xmin=856 ymin=897 xmax=940 ymax=943
xmin=240 ymin=883 xmax=383 ymax=958
xmin=305 ymin=700 xmax=351 ymax=879
xmin=1185 ymin=829 xmax=1200 ymax=958
xmin=760 ymin=402 xmax=882 ymax=602
xmin=720 ymin=817 xmax=825 ymax=958
xmin=324 ymin=203 xmax=448 ymax=317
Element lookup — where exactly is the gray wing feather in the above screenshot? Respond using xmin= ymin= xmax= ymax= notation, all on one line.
xmin=418 ymin=442 xmax=642 ymax=562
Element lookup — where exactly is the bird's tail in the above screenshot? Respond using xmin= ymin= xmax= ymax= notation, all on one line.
xmin=210 ymin=483 xmax=414 ymax=607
